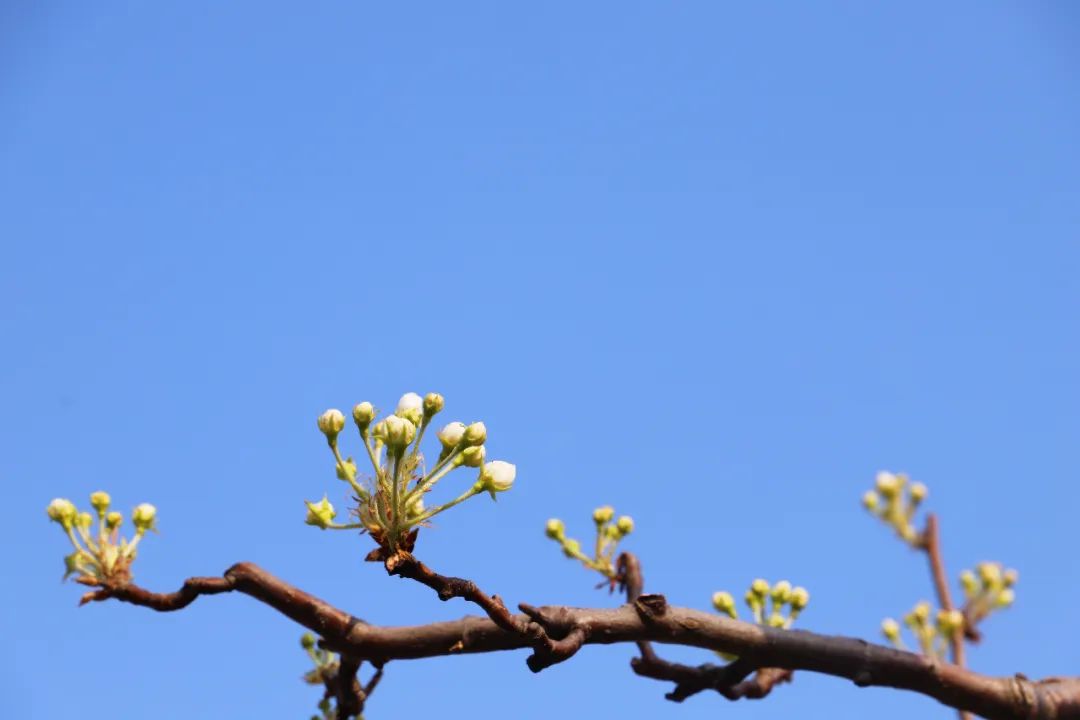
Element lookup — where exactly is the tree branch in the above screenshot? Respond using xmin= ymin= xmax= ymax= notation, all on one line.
xmin=87 ymin=563 xmax=1080 ymax=719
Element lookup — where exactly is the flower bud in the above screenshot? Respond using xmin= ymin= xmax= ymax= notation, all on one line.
xmin=771 ymin=580 xmax=792 ymax=604
xmin=76 ymin=512 xmax=93 ymax=530
xmin=90 ymin=491 xmax=111 ymax=516
xmin=105 ymin=511 xmax=123 ymax=530
xmin=909 ymin=482 xmax=928 ymax=504
xmin=437 ymin=421 xmax=466 ymax=449
xmin=423 ymin=393 xmax=444 ymax=418
xmin=978 ymin=562 xmax=1002 ymax=588
xmin=461 ymin=445 xmax=486 ymax=468
xmin=336 ymin=457 xmax=358 ymax=482
xmin=304 ymin=496 xmax=337 ymax=529
xmin=881 ymin=618 xmax=901 ymax=642
xmin=862 ymin=490 xmax=880 ymax=512
xmin=562 ymin=538 xmax=581 ymax=558
xmin=875 ymin=471 xmax=902 ymax=498
xmin=937 ymin=609 xmax=964 ymax=633
xmin=960 ymin=569 xmax=978 ymax=597
xmin=462 ymin=422 xmax=487 ymax=446
xmin=406 ymin=493 xmax=425 ymax=519
xmin=593 ymin=505 xmax=615 ymax=525
xmin=478 ymin=460 xmax=515 ymax=497
xmin=545 ymin=518 xmax=565 ymax=540
xmin=912 ymin=601 xmax=931 ymax=624
xmin=767 ymin=612 xmax=785 ymax=628
xmin=371 ymin=419 xmax=388 ymax=443
xmin=395 ymin=392 xmax=424 ymax=425
xmin=300 ymin=633 xmax=317 ymax=650
xmin=1003 ymin=568 xmax=1018 ymax=587
xmin=352 ymin=402 xmax=376 ymax=430
xmin=750 ymin=579 xmax=770 ymax=598
xmin=712 ymin=591 xmax=736 ymax=617
xmin=995 ymin=589 xmax=1015 ymax=608
xmin=790 ymin=586 xmax=810 ymax=611
xmin=63 ymin=551 xmax=86 ymax=579
xmin=383 ymin=415 xmax=417 ymax=452
xmin=132 ymin=503 xmax=157 ymax=532
xmin=317 ymin=409 xmax=346 ymax=440
xmin=46 ymin=498 xmax=78 ymax=528
xmin=615 ymin=516 xmax=634 ymax=536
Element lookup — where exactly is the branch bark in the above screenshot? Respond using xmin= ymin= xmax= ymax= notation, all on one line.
xmin=89 ymin=562 xmax=1080 ymax=720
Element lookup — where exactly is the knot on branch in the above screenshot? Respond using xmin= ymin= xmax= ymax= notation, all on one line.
xmin=519 ymin=603 xmax=587 ymax=672
xmin=634 ymin=593 xmax=669 ymax=622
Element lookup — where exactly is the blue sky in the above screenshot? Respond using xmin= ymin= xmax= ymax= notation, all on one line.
xmin=2 ymin=2 xmax=1078 ymax=718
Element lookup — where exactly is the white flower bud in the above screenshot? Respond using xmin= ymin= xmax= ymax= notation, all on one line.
xmin=352 ymin=402 xmax=376 ymax=429
xmin=592 ymin=505 xmax=615 ymax=525
xmin=105 ymin=511 xmax=122 ymax=530
xmin=875 ymin=471 xmax=902 ymax=498
xmin=615 ymin=515 xmax=634 ymax=536
xmin=545 ymin=518 xmax=565 ymax=540
xmin=132 ymin=503 xmax=157 ymax=533
xmin=790 ymin=587 xmax=810 ymax=611
xmin=478 ymin=460 xmax=515 ymax=497
xmin=395 ymin=392 xmax=424 ymax=425
xmin=47 ymin=498 xmax=78 ymax=528
xmin=317 ymin=409 xmax=346 ymax=439
xmin=463 ymin=422 xmax=487 ymax=446
xmin=881 ymin=618 xmax=901 ymax=642
xmin=437 ymin=421 xmax=466 ymax=449
xmin=90 ymin=491 xmax=111 ymax=516
xmin=423 ymin=393 xmax=444 ymax=417
xmin=304 ymin=496 xmax=337 ymax=529
xmin=383 ymin=415 xmax=416 ymax=452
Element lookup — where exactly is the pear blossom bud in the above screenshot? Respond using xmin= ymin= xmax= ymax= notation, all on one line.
xmin=395 ymin=392 xmax=424 ymax=425
xmin=132 ymin=503 xmax=157 ymax=533
xmin=592 ymin=505 xmax=614 ymax=525
xmin=545 ymin=518 xmax=565 ymax=540
xmin=767 ymin=613 xmax=785 ymax=628
xmin=336 ymin=457 xmax=358 ymax=482
xmin=562 ymin=538 xmax=582 ymax=558
xmin=423 ymin=393 xmax=444 ymax=417
xmin=912 ymin=601 xmax=931 ymax=624
xmin=461 ymin=445 xmax=486 ymax=468
xmin=996 ymin=589 xmax=1015 ymax=608
xmin=300 ymin=633 xmax=317 ymax=650
xmin=76 ymin=512 xmax=93 ymax=530
xmin=105 ymin=511 xmax=122 ymax=530
xmin=751 ymin=579 xmax=770 ymax=598
xmin=881 ymin=618 xmax=901 ymax=642
xmin=462 ymin=422 xmax=487 ymax=446
xmin=352 ymin=402 xmax=376 ymax=430
xmin=383 ymin=415 xmax=416 ymax=452
xmin=478 ymin=461 xmax=515 ymax=497
xmin=63 ymin=551 xmax=85 ymax=579
xmin=790 ymin=587 xmax=810 ymax=611
xmin=744 ymin=589 xmax=760 ymax=611
xmin=90 ymin=491 xmax=111 ymax=516
xmin=862 ymin=490 xmax=879 ymax=512
xmin=46 ymin=498 xmax=78 ymax=528
xmin=615 ymin=515 xmax=634 ymax=536
xmin=937 ymin=609 xmax=964 ymax=633
xmin=1003 ymin=568 xmax=1019 ymax=587
xmin=909 ymin=482 xmax=928 ymax=504
xmin=437 ymin=422 xmax=466 ymax=449
xmin=304 ymin=496 xmax=336 ymax=529
xmin=771 ymin=580 xmax=792 ymax=604
xmin=317 ymin=409 xmax=346 ymax=440
xmin=712 ymin=591 xmax=736 ymax=617
xmin=978 ymin=562 xmax=1002 ymax=588
xmin=371 ymin=419 xmax=388 ymax=444
xmin=875 ymin=471 xmax=902 ymax=498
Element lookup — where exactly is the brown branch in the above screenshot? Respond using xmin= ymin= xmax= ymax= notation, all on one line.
xmin=88 ymin=563 xmax=1080 ymax=720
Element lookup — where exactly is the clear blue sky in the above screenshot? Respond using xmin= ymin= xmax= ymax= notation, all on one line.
xmin=3 ymin=3 xmax=1078 ymax=718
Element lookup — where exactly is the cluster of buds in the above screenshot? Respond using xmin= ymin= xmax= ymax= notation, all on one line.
xmin=299 ymin=633 xmax=341 ymax=720
xmin=959 ymin=562 xmax=1016 ymax=626
xmin=712 ymin=579 xmax=810 ymax=629
xmin=46 ymin=493 xmax=157 ymax=594
xmin=544 ymin=506 xmax=634 ymax=579
xmin=862 ymin=471 xmax=927 ymax=546
xmin=881 ymin=601 xmax=964 ymax=659
xmin=308 ymin=392 xmax=516 ymax=552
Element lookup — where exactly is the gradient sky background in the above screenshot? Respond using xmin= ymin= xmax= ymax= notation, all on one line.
xmin=3 ymin=3 xmax=1078 ymax=719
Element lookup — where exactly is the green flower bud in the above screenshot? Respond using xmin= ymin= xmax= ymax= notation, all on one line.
xmin=46 ymin=498 xmax=78 ymax=528
xmin=76 ymin=512 xmax=93 ymax=530
xmin=105 ymin=511 xmax=123 ymax=530
xmin=90 ymin=491 xmax=111 ymax=516
xmin=462 ymin=422 xmax=487 ymax=447
xmin=750 ymin=579 xmax=770 ymax=598
xmin=317 ymin=409 xmax=346 ymax=440
xmin=912 ymin=601 xmax=931 ymax=625
xmin=1003 ymin=568 xmax=1019 ymax=587
xmin=352 ymin=402 xmax=376 ymax=429
xmin=862 ymin=490 xmax=880 ymax=512
xmin=478 ymin=460 xmax=515 ymax=498
xmin=395 ymin=392 xmax=424 ymax=425
xmin=336 ymin=457 xmax=358 ymax=482
xmin=383 ymin=415 xmax=417 ymax=452
xmin=304 ymin=496 xmax=336 ymax=529
xmin=545 ymin=518 xmax=565 ymax=540
xmin=300 ymin=633 xmax=317 ymax=650
xmin=875 ymin=471 xmax=902 ymax=498
xmin=711 ymin=591 xmax=736 ymax=618
xmin=63 ymin=551 xmax=86 ymax=579
xmin=423 ymin=393 xmax=445 ymax=417
xmin=461 ymin=445 xmax=486 ymax=468
xmin=978 ymin=562 xmax=1002 ymax=588
xmin=437 ymin=421 xmax=466 ymax=449
xmin=371 ymin=419 xmax=388 ymax=444
xmin=615 ymin=515 xmax=634 ymax=536
xmin=909 ymin=482 xmax=928 ymax=504
xmin=592 ymin=505 xmax=615 ymax=525
xmin=132 ymin=503 xmax=157 ymax=533
xmin=562 ymin=538 xmax=581 ymax=559
xmin=771 ymin=580 xmax=792 ymax=604
xmin=960 ymin=569 xmax=979 ymax=598
xmin=767 ymin=612 xmax=786 ymax=628
xmin=881 ymin=618 xmax=901 ymax=642
xmin=936 ymin=609 xmax=964 ymax=633
xmin=790 ymin=586 xmax=810 ymax=611
xmin=995 ymin=589 xmax=1015 ymax=608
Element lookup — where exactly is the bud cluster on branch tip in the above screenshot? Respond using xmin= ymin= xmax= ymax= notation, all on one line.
xmin=718 ymin=578 xmax=810 ymax=629
xmin=307 ymin=392 xmax=517 ymax=553
xmin=959 ymin=562 xmax=1017 ymax=627
xmin=544 ymin=506 xmax=636 ymax=580
xmin=298 ymin=632 xmax=343 ymax=717
xmin=882 ymin=599 xmax=964 ymax=658
xmin=46 ymin=492 xmax=157 ymax=588
xmin=862 ymin=470 xmax=926 ymax=546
